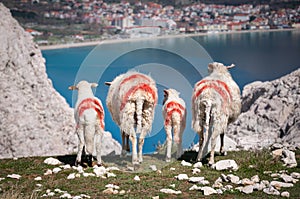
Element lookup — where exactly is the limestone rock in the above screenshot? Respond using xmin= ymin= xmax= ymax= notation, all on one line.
xmin=215 ymin=159 xmax=238 ymax=171
xmin=0 ymin=3 xmax=121 ymax=159
xmin=241 ymin=185 xmax=254 ymax=194
xmin=227 ymin=69 xmax=300 ymax=150
xmin=282 ymin=150 xmax=297 ymax=168
xmin=201 ymin=186 xmax=217 ymax=196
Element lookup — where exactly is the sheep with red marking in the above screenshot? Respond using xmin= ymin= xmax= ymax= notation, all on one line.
xmin=69 ymin=80 xmax=105 ymax=166
xmin=192 ymin=62 xmax=241 ymax=165
xmin=105 ymin=71 xmax=158 ymax=168
xmin=163 ymin=88 xmax=186 ymax=162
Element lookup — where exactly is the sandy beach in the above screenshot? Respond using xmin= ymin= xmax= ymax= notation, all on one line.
xmin=39 ymin=28 xmax=297 ymax=51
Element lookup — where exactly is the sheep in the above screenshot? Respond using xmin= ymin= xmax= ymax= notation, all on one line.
xmin=105 ymin=71 xmax=158 ymax=167
xmin=192 ymin=62 xmax=241 ymax=165
xmin=69 ymin=80 xmax=105 ymax=167
xmin=162 ymin=88 xmax=186 ymax=162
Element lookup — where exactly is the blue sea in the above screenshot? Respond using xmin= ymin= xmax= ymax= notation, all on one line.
xmin=42 ymin=30 xmax=300 ymax=153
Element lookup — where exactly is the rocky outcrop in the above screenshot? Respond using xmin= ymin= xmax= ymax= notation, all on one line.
xmin=0 ymin=3 xmax=121 ymax=159
xmin=227 ymin=68 xmax=300 ymax=150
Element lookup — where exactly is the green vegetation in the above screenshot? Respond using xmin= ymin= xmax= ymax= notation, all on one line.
xmin=0 ymin=149 xmax=299 ymax=198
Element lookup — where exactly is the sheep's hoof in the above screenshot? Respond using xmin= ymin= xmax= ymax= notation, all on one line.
xmin=208 ymin=160 xmax=215 ymax=167
xmin=221 ymin=151 xmax=227 ymax=156
xmin=75 ymin=161 xmax=81 ymax=166
xmin=121 ymin=150 xmax=127 ymax=157
xmin=166 ymin=157 xmax=171 ymax=162
xmin=209 ymin=163 xmax=216 ymax=169
xmin=133 ymin=163 xmax=140 ymax=171
xmin=87 ymin=155 xmax=93 ymax=167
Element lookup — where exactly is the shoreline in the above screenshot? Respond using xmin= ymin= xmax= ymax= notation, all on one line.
xmin=39 ymin=28 xmax=297 ymax=51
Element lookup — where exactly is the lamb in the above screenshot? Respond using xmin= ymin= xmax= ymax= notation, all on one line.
xmin=69 ymin=80 xmax=105 ymax=166
xmin=105 ymin=71 xmax=158 ymax=167
xmin=162 ymin=88 xmax=186 ymax=162
xmin=192 ymin=62 xmax=241 ymax=165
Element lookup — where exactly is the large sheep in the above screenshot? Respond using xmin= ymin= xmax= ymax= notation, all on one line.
xmin=192 ymin=62 xmax=241 ymax=165
xmin=69 ymin=80 xmax=105 ymax=166
xmin=105 ymin=71 xmax=158 ymax=167
xmin=162 ymin=88 xmax=186 ymax=162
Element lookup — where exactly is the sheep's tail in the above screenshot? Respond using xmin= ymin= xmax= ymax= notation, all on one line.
xmin=204 ymin=100 xmax=212 ymax=133
xmin=136 ymin=98 xmax=144 ymax=134
xmin=84 ymin=124 xmax=95 ymax=155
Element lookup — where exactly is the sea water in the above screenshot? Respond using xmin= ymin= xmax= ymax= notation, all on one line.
xmin=42 ymin=30 xmax=300 ymax=153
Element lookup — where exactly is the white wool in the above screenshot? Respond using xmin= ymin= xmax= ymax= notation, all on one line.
xmin=162 ymin=88 xmax=186 ymax=161
xmin=192 ymin=62 xmax=241 ymax=165
xmin=106 ymin=71 xmax=157 ymax=166
xmin=70 ymin=80 xmax=105 ymax=166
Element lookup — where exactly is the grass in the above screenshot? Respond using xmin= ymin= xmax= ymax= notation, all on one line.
xmin=0 ymin=149 xmax=299 ymax=199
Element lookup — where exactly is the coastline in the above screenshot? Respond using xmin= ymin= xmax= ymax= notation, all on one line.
xmin=39 ymin=28 xmax=297 ymax=51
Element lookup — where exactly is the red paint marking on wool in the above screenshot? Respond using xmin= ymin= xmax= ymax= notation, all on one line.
xmin=166 ymin=101 xmax=185 ymax=111
xmin=120 ymin=74 xmax=150 ymax=87
xmin=164 ymin=101 xmax=185 ymax=126
xmin=77 ymin=98 xmax=104 ymax=129
xmin=120 ymin=83 xmax=157 ymax=111
xmin=193 ymin=80 xmax=232 ymax=102
xmin=164 ymin=108 xmax=183 ymax=126
xmin=193 ymin=83 xmax=230 ymax=107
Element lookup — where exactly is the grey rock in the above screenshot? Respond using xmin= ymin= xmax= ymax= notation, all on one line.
xmin=282 ymin=150 xmax=297 ymax=168
xmin=227 ymin=69 xmax=300 ymax=150
xmin=291 ymin=172 xmax=300 ymax=179
xmin=281 ymin=191 xmax=290 ymax=198
xmin=270 ymin=181 xmax=294 ymax=189
xmin=201 ymin=186 xmax=217 ymax=196
xmin=263 ymin=186 xmax=280 ymax=196
xmin=241 ymin=185 xmax=254 ymax=194
xmin=0 ymin=3 xmax=121 ymax=159
xmin=215 ymin=159 xmax=238 ymax=171
xmin=280 ymin=174 xmax=297 ymax=183
xmin=227 ymin=174 xmax=240 ymax=184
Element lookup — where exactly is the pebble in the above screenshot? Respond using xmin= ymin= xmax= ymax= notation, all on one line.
xmin=7 ymin=174 xmax=21 ymax=179
xmin=281 ymin=191 xmax=290 ymax=198
xmin=134 ymin=175 xmax=140 ymax=181
xmin=160 ymin=188 xmax=182 ymax=194
xmin=43 ymin=157 xmax=62 ymax=165
xmin=176 ymin=174 xmax=189 ymax=180
xmin=181 ymin=160 xmax=192 ymax=167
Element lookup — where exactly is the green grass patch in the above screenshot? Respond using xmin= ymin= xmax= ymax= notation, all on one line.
xmin=0 ymin=149 xmax=299 ymax=198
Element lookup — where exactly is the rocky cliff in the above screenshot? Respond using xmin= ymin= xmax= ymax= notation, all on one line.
xmin=0 ymin=3 xmax=121 ymax=159
xmin=227 ymin=68 xmax=300 ymax=150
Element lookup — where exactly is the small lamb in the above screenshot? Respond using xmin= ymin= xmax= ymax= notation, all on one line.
xmin=162 ymin=88 xmax=186 ymax=162
xmin=69 ymin=80 xmax=105 ymax=166
xmin=192 ymin=62 xmax=241 ymax=165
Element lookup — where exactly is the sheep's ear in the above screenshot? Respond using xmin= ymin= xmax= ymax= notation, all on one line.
xmin=226 ymin=64 xmax=235 ymax=69
xmin=105 ymin=82 xmax=112 ymax=86
xmin=163 ymin=89 xmax=168 ymax=96
xmin=91 ymin=83 xmax=98 ymax=88
xmin=68 ymin=85 xmax=77 ymax=90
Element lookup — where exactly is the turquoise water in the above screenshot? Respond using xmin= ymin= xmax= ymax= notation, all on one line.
xmin=42 ymin=30 xmax=300 ymax=153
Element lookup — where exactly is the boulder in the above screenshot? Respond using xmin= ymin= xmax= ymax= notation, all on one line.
xmin=227 ymin=68 xmax=300 ymax=150
xmin=0 ymin=3 xmax=121 ymax=159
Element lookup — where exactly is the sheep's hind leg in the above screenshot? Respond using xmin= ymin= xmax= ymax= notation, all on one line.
xmin=196 ymin=127 xmax=206 ymax=162
xmin=121 ymin=131 xmax=128 ymax=157
xmin=130 ymin=133 xmax=139 ymax=168
xmin=95 ymin=125 xmax=103 ymax=166
xmin=138 ymin=137 xmax=144 ymax=163
xmin=75 ymin=125 xmax=84 ymax=166
xmin=165 ymin=125 xmax=172 ymax=162
xmin=220 ymin=132 xmax=227 ymax=156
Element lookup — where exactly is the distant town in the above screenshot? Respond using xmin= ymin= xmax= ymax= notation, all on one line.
xmin=2 ymin=0 xmax=300 ymax=45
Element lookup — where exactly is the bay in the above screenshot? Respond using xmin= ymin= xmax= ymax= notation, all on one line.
xmin=42 ymin=30 xmax=300 ymax=153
